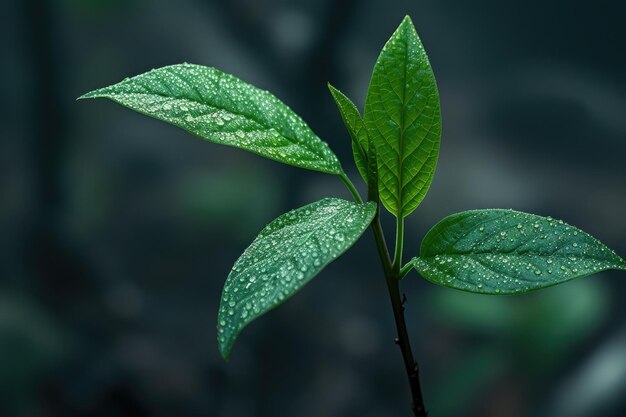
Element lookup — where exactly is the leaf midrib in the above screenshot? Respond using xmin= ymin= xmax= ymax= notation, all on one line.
xmin=419 ymin=252 xmax=624 ymax=266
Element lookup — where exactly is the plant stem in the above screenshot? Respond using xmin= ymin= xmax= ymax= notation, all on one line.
xmin=339 ymin=173 xmax=363 ymax=204
xmin=374 ymin=216 xmax=427 ymax=416
xmin=340 ymin=174 xmax=427 ymax=416
xmin=392 ymin=216 xmax=405 ymax=273
xmin=370 ymin=209 xmax=393 ymax=274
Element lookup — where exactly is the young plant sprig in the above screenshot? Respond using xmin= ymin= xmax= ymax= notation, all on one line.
xmin=79 ymin=16 xmax=626 ymax=417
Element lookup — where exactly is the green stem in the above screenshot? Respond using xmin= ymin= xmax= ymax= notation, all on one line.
xmin=372 ymin=215 xmax=426 ymax=417
xmin=340 ymin=174 xmax=426 ymax=416
xmin=393 ymin=216 xmax=405 ymax=273
xmin=399 ymin=261 xmax=414 ymax=279
xmin=339 ymin=173 xmax=363 ymax=204
xmin=371 ymin=209 xmax=393 ymax=274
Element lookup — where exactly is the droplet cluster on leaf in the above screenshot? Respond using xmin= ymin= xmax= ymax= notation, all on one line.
xmin=413 ymin=210 xmax=626 ymax=294
xmin=79 ymin=63 xmax=342 ymax=175
xmin=217 ymin=198 xmax=375 ymax=358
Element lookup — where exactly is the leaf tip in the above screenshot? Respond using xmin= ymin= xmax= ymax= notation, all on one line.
xmin=217 ymin=310 xmax=236 ymax=361
xmin=77 ymin=89 xmax=102 ymax=101
xmin=396 ymin=15 xmax=419 ymax=40
xmin=398 ymin=15 xmax=416 ymax=33
xmin=218 ymin=344 xmax=231 ymax=362
xmin=217 ymin=331 xmax=234 ymax=362
xmin=76 ymin=92 xmax=92 ymax=101
xmin=327 ymin=83 xmax=341 ymax=100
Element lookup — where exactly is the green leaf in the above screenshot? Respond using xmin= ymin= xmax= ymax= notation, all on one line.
xmin=412 ymin=209 xmax=626 ymax=294
xmin=328 ymin=83 xmax=369 ymax=183
xmin=217 ymin=198 xmax=376 ymax=359
xmin=364 ymin=16 xmax=441 ymax=218
xmin=79 ymin=63 xmax=343 ymax=175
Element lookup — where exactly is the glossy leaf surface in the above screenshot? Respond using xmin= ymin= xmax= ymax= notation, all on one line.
xmin=412 ymin=209 xmax=626 ymax=294
xmin=328 ymin=84 xmax=369 ymax=183
xmin=218 ymin=198 xmax=376 ymax=359
xmin=364 ymin=16 xmax=441 ymax=218
xmin=80 ymin=64 xmax=343 ymax=174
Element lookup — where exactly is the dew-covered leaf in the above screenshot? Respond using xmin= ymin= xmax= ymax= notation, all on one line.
xmin=217 ymin=198 xmax=376 ymax=359
xmin=328 ymin=83 xmax=369 ymax=183
xmin=79 ymin=63 xmax=343 ymax=174
xmin=411 ymin=209 xmax=626 ymax=294
xmin=364 ymin=16 xmax=441 ymax=218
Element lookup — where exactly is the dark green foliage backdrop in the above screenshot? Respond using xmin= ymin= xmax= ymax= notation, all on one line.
xmin=2 ymin=0 xmax=626 ymax=416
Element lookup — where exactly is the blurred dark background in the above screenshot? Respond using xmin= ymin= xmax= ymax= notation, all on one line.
xmin=2 ymin=0 xmax=626 ymax=416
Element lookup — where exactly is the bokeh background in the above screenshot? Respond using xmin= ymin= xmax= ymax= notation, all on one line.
xmin=3 ymin=0 xmax=626 ymax=416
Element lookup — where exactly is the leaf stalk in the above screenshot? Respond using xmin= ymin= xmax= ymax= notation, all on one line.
xmin=399 ymin=262 xmax=413 ymax=279
xmin=393 ymin=216 xmax=405 ymax=274
xmin=339 ymin=172 xmax=363 ymax=204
